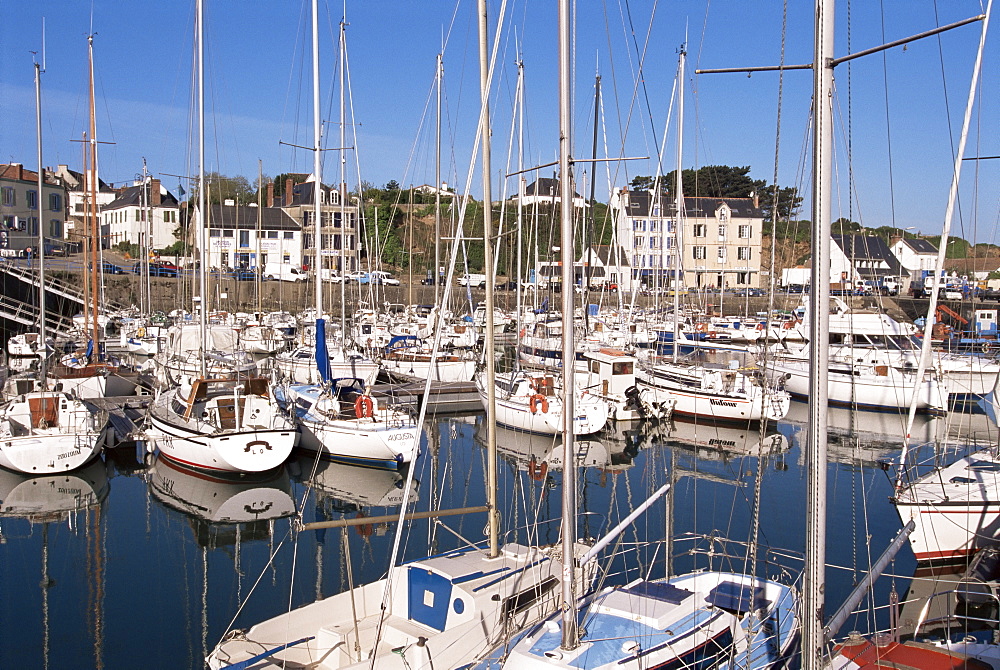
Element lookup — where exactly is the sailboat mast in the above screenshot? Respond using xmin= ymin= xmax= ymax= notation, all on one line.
xmin=197 ymin=0 xmax=208 ymax=378
xmin=557 ymin=0 xmax=579 ymax=652
xmin=312 ymin=0 xmax=322 ymax=324
xmin=338 ymin=18 xmax=346 ymax=337
xmin=477 ymin=0 xmax=500 ymax=559
xmin=803 ymin=0 xmax=833 ymax=667
xmin=88 ymin=36 xmax=101 ymax=359
xmin=434 ymin=52 xmax=443 ymax=305
xmin=671 ymin=46 xmax=685 ymax=364
xmin=34 ymin=57 xmax=47 ymax=383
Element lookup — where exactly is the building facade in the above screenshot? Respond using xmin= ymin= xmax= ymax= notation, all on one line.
xmin=611 ymin=188 xmax=764 ymax=288
xmin=101 ymin=177 xmax=181 ymax=250
xmin=280 ymin=177 xmax=361 ymax=273
xmin=198 ymin=202 xmax=302 ymax=270
xmin=53 ymin=164 xmax=116 ymax=251
xmin=0 ymin=163 xmax=69 ymax=256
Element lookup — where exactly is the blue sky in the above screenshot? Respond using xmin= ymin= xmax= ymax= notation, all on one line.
xmin=1 ymin=1 xmax=996 ymax=242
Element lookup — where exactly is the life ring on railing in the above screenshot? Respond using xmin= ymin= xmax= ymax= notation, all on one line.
xmin=355 ymin=511 xmax=374 ymax=537
xmin=136 ymin=327 xmax=146 ymax=338
xmin=354 ymin=395 xmax=375 ymax=419
xmin=695 ymin=322 xmax=708 ymax=333
xmin=529 ymin=394 xmax=549 ymax=414
xmin=528 ymin=457 xmax=548 ymax=481
xmin=981 ymin=342 xmax=991 ymax=354
xmin=756 ymin=322 xmax=766 ymax=331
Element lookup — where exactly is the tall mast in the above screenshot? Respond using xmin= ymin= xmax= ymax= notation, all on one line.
xmin=672 ymin=46 xmax=685 ymax=364
xmin=434 ymin=52 xmax=443 ymax=305
xmin=197 ymin=0 xmax=208 ymax=378
xmin=557 ymin=0 xmax=578 ymax=651
xmin=34 ymin=54 xmax=46 ymax=384
xmin=313 ymin=0 xmax=322 ymax=325
xmin=256 ymin=159 xmax=263 ymax=315
xmin=803 ymin=0 xmax=833 ymax=666
xmin=338 ymin=17 xmax=346 ymax=337
xmin=87 ymin=35 xmax=101 ymax=360
xmin=477 ymin=0 xmax=500 ymax=559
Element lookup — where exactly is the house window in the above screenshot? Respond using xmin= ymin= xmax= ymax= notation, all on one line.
xmin=718 ymin=224 xmax=727 ymax=239
xmin=633 ymin=254 xmax=641 ymax=266
xmin=284 ymin=231 xmax=293 ymax=240
xmin=635 ymin=236 xmax=645 ymax=248
xmin=267 ymin=231 xmax=279 ymax=239
xmin=737 ymin=272 xmax=749 ymax=285
xmin=666 ymin=220 xmax=675 ymax=233
xmin=50 ymin=220 xmax=62 ymax=238
xmin=3 ymin=215 xmax=15 ymax=229
xmin=239 ymin=230 xmax=250 ymax=248
xmin=220 ymin=252 xmax=229 ymax=267
xmin=222 ymin=230 xmax=234 ymax=238
xmin=665 ymin=237 xmax=675 ymax=249
xmin=693 ymin=246 xmax=707 ymax=260
xmin=321 ymin=233 xmax=333 ymax=249
xmin=27 ymin=217 xmax=38 ymax=236
xmin=718 ymin=247 xmax=726 ymax=261
xmin=693 ymin=223 xmax=706 ymax=238
xmin=49 ymin=193 xmax=62 ymax=212
xmin=719 ymin=209 xmax=729 ymax=222
xmin=739 ymin=224 xmax=752 ymax=238
xmin=738 ymin=247 xmax=752 ymax=261
xmin=163 ymin=210 xmax=175 ymax=223
xmin=649 ymin=236 xmax=659 ymax=249
xmin=209 ymin=229 xmax=221 ymax=238
xmin=1 ymin=187 xmax=14 ymax=206
xmin=26 ymin=190 xmax=38 ymax=210
xmin=303 ymin=234 xmax=314 ymax=249
xmin=649 ymin=220 xmax=658 ymax=232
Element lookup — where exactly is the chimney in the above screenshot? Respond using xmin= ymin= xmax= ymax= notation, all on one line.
xmin=267 ymin=181 xmax=275 ymax=208
xmin=284 ymin=178 xmax=294 ymax=206
xmin=150 ymin=178 xmax=162 ymax=206
xmin=752 ymin=191 xmax=760 ymax=209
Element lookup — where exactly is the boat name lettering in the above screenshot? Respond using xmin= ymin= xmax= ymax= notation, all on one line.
xmin=710 ymin=399 xmax=738 ymax=407
xmin=387 ymin=433 xmax=414 ymax=442
xmin=245 ymin=440 xmax=272 ymax=455
xmin=57 ymin=449 xmax=81 ymax=460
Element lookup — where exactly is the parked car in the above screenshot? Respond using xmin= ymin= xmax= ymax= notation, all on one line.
xmin=344 ymin=271 xmax=368 ymax=282
xmin=262 ymin=263 xmax=307 ymax=282
xmin=368 ymin=271 xmax=400 ymax=286
xmin=97 ymin=261 xmax=125 ymax=274
xmin=317 ymin=268 xmax=343 ymax=283
xmin=233 ymin=267 xmax=258 ymax=281
xmin=495 ymin=280 xmax=519 ymax=291
xmin=939 ymin=287 xmax=963 ymax=301
xmin=132 ymin=261 xmax=179 ymax=277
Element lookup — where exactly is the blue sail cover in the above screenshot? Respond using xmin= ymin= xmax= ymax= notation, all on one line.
xmin=85 ymin=339 xmax=94 ymax=360
xmin=315 ymin=319 xmax=332 ymax=383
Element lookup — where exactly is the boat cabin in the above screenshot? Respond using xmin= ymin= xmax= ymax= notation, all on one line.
xmin=583 ymin=349 xmax=636 ymax=397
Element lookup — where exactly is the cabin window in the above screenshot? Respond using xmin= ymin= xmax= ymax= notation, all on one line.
xmin=613 ymin=361 xmax=633 ymax=375
xmin=501 ymin=577 xmax=558 ymax=620
xmin=591 ymin=360 xmax=600 ymax=374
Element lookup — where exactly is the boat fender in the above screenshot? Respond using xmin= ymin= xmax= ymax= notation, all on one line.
xmin=529 ymin=394 xmax=549 ymax=414
xmin=529 ymin=457 xmax=548 ymax=481
xmin=355 ymin=511 xmax=374 ymax=538
xmin=354 ymin=395 xmax=375 ymax=419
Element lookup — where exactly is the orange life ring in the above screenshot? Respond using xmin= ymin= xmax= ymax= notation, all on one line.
xmin=756 ymin=322 xmax=766 ymax=331
xmin=354 ymin=395 xmax=375 ymax=419
xmin=528 ymin=458 xmax=548 ymax=481
xmin=695 ymin=322 xmax=708 ymax=333
xmin=529 ymin=393 xmax=549 ymax=414
xmin=355 ymin=511 xmax=374 ymax=537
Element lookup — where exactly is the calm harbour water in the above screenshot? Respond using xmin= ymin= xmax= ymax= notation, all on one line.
xmin=1 ymin=403 xmax=996 ymax=669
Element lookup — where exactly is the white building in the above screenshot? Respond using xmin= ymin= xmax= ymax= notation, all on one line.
xmin=611 ymin=188 xmax=764 ymax=289
xmin=195 ymin=202 xmax=302 ymax=270
xmin=515 ymin=177 xmax=588 ymax=209
xmin=53 ymin=164 xmax=116 ymax=250
xmin=890 ymin=237 xmax=939 ymax=275
xmin=101 ymin=177 xmax=181 ymax=250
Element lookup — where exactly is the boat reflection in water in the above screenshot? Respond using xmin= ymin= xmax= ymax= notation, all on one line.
xmin=287 ymin=451 xmax=418 ymax=510
xmin=651 ymin=416 xmax=789 ymax=460
xmin=147 ymin=452 xmax=295 ymax=547
xmin=0 ymin=457 xmax=110 ymax=522
xmin=475 ymin=421 xmax=640 ymax=478
xmin=784 ymin=400 xmax=937 ymax=467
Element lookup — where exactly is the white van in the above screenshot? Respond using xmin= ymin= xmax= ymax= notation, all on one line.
xmin=458 ymin=273 xmax=487 ymax=288
xmin=262 ymin=263 xmax=307 ymax=282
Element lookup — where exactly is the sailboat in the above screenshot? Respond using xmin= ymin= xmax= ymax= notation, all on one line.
xmin=0 ymin=42 xmax=109 ymax=475
xmin=490 ymin=11 xmax=799 ymax=670
xmin=207 ymin=4 xmax=596 ymax=667
xmin=271 ymin=4 xmax=417 ymax=470
xmin=144 ymin=3 xmax=296 ymax=475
